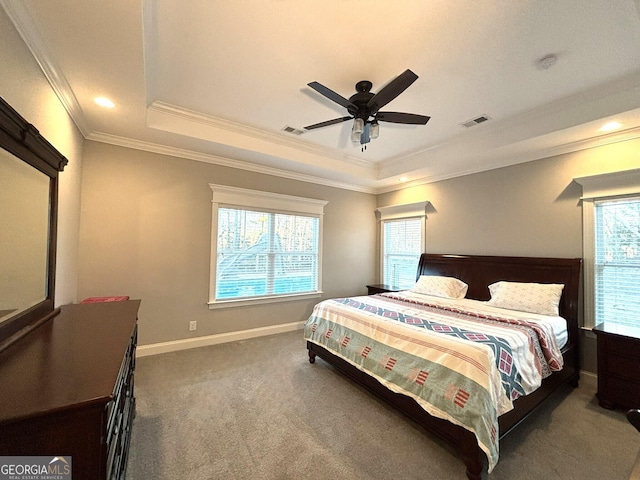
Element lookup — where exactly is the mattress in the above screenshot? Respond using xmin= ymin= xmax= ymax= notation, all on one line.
xmin=304 ymin=291 xmax=566 ymax=471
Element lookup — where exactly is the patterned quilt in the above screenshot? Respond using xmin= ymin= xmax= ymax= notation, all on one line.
xmin=303 ymin=292 xmax=564 ymax=472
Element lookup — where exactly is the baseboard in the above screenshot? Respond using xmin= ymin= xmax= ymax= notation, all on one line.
xmin=136 ymin=321 xmax=306 ymax=357
xmin=580 ymin=369 xmax=597 ymax=384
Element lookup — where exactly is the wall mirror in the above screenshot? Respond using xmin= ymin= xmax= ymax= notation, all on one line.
xmin=0 ymin=96 xmax=67 ymax=351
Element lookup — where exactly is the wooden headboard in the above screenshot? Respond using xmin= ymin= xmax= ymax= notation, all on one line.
xmin=417 ymin=254 xmax=582 ymax=348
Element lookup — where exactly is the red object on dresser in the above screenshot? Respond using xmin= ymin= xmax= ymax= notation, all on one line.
xmin=80 ymin=296 xmax=130 ymax=303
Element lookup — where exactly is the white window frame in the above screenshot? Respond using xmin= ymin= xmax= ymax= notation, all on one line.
xmin=209 ymin=184 xmax=327 ymax=309
xmin=376 ymin=201 xmax=428 ymax=289
xmin=575 ymin=168 xmax=640 ymax=328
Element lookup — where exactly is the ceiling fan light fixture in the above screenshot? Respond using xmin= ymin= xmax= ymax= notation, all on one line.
xmin=352 ymin=117 xmax=364 ymax=134
xmin=370 ymin=122 xmax=379 ymax=139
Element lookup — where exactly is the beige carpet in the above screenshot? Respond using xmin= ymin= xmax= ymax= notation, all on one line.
xmin=126 ymin=330 xmax=639 ymax=479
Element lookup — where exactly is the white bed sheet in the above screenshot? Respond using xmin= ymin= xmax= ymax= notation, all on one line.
xmin=388 ymin=291 xmax=569 ymax=349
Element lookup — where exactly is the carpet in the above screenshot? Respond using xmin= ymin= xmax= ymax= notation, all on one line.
xmin=126 ymin=330 xmax=639 ymax=479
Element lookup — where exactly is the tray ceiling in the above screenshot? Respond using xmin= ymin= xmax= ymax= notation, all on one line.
xmin=3 ymin=0 xmax=640 ymax=192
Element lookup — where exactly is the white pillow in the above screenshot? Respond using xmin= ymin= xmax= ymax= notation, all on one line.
xmin=487 ymin=281 xmax=564 ymax=316
xmin=411 ymin=275 xmax=468 ymax=299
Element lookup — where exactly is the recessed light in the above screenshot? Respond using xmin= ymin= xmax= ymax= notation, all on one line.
xmin=599 ymin=121 xmax=622 ymax=132
xmin=399 ymin=176 xmax=408 ymax=183
xmin=94 ymin=96 xmax=115 ymax=108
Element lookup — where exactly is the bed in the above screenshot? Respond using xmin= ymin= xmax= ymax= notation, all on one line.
xmin=305 ymin=253 xmax=581 ymax=479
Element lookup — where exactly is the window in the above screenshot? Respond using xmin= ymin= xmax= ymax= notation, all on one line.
xmin=209 ymin=185 xmax=327 ymax=307
xmin=377 ymin=202 xmax=427 ymax=289
xmin=382 ymin=218 xmax=423 ymax=288
xmin=593 ymin=196 xmax=640 ymax=328
xmin=576 ymin=168 xmax=640 ymax=328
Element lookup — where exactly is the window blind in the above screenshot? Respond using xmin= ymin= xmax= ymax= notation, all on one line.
xmin=216 ymin=207 xmax=319 ymax=300
xmin=383 ymin=218 xmax=422 ymax=289
xmin=594 ymin=196 xmax=640 ymax=328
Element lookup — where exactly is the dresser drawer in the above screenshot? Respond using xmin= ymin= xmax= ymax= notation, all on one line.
xmin=603 ymin=334 xmax=640 ymax=359
xmin=595 ymin=322 xmax=640 ymax=409
xmin=608 ymin=354 xmax=640 ymax=382
xmin=602 ymin=376 xmax=640 ymax=408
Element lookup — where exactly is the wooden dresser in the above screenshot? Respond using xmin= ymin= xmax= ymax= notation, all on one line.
xmin=593 ymin=321 xmax=640 ymax=409
xmin=0 ymin=300 xmax=140 ymax=480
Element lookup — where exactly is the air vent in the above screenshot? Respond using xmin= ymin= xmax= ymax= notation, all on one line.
xmin=461 ymin=115 xmax=491 ymax=128
xmin=282 ymin=125 xmax=305 ymax=135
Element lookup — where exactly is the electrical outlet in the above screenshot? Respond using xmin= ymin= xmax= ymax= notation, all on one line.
xmin=189 ymin=320 xmax=197 ymax=331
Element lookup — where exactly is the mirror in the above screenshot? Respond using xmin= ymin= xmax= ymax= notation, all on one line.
xmin=0 ymin=96 xmax=67 ymax=351
xmin=0 ymin=150 xmax=50 ymax=322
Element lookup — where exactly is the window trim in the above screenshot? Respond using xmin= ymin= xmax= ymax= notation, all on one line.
xmin=376 ymin=201 xmax=428 ymax=288
xmin=208 ymin=184 xmax=328 ymax=309
xmin=575 ymin=168 xmax=640 ymax=328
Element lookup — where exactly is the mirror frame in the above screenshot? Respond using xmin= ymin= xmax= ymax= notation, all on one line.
xmin=0 ymin=95 xmax=68 ymax=352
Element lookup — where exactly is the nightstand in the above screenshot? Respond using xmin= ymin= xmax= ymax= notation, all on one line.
xmin=366 ymin=284 xmax=403 ymax=295
xmin=593 ymin=322 xmax=640 ymax=409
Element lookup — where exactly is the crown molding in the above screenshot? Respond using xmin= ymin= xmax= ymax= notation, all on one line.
xmin=3 ymin=3 xmax=377 ymax=193
xmin=8 ymin=0 xmax=638 ymax=197
xmin=148 ymin=101 xmax=373 ymax=170
xmin=1 ymin=0 xmax=91 ymax=137
xmin=521 ymin=124 xmax=640 ymax=162
xmin=86 ymin=131 xmax=377 ymax=194
xmin=375 ymin=124 xmax=640 ymax=195
xmin=379 ymin=72 xmax=640 ymax=176
xmin=85 ymin=122 xmax=640 ymax=197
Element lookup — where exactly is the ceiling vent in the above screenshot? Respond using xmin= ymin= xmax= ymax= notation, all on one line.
xmin=461 ymin=115 xmax=490 ymax=128
xmin=282 ymin=125 xmax=305 ymax=135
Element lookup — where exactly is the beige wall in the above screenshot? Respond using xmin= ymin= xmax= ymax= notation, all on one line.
xmin=4 ymin=2 xmax=640 ymax=372
xmin=79 ymin=136 xmax=640 ymax=371
xmin=0 ymin=7 xmax=84 ymax=306
xmin=379 ymin=139 xmax=640 ymax=257
xmin=378 ymin=137 xmax=640 ymax=372
xmin=77 ymin=141 xmax=377 ymax=345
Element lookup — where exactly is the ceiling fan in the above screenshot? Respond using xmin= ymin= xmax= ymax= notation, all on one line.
xmin=304 ymin=69 xmax=430 ymax=147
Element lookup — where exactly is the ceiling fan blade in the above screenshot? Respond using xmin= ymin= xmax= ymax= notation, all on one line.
xmin=304 ymin=116 xmax=352 ymax=130
xmin=366 ymin=69 xmax=419 ymax=114
xmin=307 ymin=81 xmax=356 ymax=110
xmin=376 ymin=111 xmax=431 ymax=125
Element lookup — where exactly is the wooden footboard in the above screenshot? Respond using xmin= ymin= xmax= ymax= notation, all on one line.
xmin=307 ymin=340 xmax=578 ymax=479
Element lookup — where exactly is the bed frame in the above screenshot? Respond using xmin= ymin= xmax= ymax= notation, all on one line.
xmin=307 ymin=253 xmax=582 ymax=479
